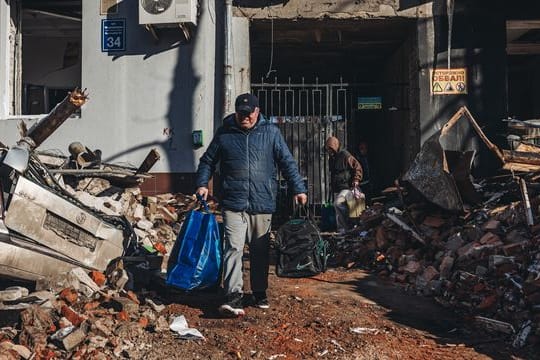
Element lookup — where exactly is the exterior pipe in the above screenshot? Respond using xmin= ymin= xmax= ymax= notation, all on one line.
xmin=223 ymin=0 xmax=233 ymax=116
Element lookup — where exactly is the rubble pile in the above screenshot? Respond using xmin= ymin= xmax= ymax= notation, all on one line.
xmin=38 ymin=148 xmax=222 ymax=273
xmin=329 ymin=176 xmax=540 ymax=349
xmin=0 ymin=266 xmax=193 ymax=359
xmin=56 ymin=173 xmax=209 ymax=270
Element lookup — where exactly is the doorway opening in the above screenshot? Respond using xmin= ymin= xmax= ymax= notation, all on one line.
xmin=250 ymin=18 xmax=418 ymax=218
xmin=506 ymin=20 xmax=540 ymax=123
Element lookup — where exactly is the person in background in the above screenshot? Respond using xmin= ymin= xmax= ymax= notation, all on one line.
xmin=196 ymin=93 xmax=307 ymax=317
xmin=354 ymin=141 xmax=372 ymax=202
xmin=325 ymin=136 xmax=363 ymax=234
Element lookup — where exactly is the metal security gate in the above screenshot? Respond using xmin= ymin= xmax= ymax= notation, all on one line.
xmin=252 ymin=79 xmax=349 ymax=224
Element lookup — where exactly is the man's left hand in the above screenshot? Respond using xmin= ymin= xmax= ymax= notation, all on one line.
xmin=294 ymin=193 xmax=308 ymax=205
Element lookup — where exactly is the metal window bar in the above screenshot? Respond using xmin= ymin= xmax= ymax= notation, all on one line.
xmin=284 ymin=90 xmax=295 ymax=119
xmin=270 ymin=89 xmax=281 ymax=117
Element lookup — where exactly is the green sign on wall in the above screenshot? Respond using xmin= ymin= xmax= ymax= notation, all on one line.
xmin=357 ymin=97 xmax=382 ymax=110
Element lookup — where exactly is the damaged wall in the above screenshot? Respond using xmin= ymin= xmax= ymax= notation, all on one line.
xmin=0 ymin=0 xmax=255 ymax=191
xmin=234 ymin=0 xmax=432 ymax=19
xmin=0 ymin=0 xmax=9 ymax=117
xmin=417 ymin=0 xmax=507 ymax=175
xmin=0 ymin=0 xmax=17 ymax=117
xmin=77 ymin=0 xmax=218 ymax=175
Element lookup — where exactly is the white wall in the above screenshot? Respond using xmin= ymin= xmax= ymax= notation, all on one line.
xmin=0 ymin=1 xmax=251 ymax=175
xmin=0 ymin=0 xmax=237 ymax=174
xmin=76 ymin=0 xmax=220 ymax=172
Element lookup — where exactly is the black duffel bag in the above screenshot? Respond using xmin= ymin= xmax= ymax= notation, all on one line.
xmin=275 ymin=210 xmax=328 ymax=278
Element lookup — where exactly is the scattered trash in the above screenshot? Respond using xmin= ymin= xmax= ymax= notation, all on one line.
xmin=330 ymin=339 xmax=346 ymax=352
xmin=268 ymin=354 xmax=287 ymax=360
xmin=317 ymin=349 xmax=329 ymax=357
xmin=169 ymin=315 xmax=205 ymax=340
xmin=350 ymin=327 xmax=380 ymax=335
xmin=512 ymin=320 xmax=532 ymax=348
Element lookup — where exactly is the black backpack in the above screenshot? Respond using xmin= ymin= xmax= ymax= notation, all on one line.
xmin=275 ymin=217 xmax=329 ymax=278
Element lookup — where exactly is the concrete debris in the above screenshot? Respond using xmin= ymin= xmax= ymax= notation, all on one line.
xmin=330 ymin=104 xmax=540 ymax=351
xmin=328 ymin=156 xmax=540 ymax=349
xmin=0 ymin=287 xmax=29 ymax=302
xmin=0 ymin=93 xmax=215 ymax=356
xmin=0 ymin=265 xmax=197 ymax=356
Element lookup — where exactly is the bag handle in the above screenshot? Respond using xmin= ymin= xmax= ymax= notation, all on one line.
xmin=196 ymin=193 xmax=210 ymax=212
xmin=292 ymin=202 xmax=310 ymax=220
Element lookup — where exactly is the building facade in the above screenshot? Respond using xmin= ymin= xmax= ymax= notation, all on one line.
xmin=0 ymin=0 xmax=539 ymax=195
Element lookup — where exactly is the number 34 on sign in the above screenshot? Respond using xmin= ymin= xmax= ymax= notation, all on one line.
xmin=430 ymin=68 xmax=467 ymax=95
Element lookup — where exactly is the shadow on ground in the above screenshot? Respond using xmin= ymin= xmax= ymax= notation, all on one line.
xmin=321 ymin=272 xmax=535 ymax=360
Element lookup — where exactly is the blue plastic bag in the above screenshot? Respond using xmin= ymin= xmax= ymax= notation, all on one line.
xmin=166 ymin=198 xmax=221 ymax=290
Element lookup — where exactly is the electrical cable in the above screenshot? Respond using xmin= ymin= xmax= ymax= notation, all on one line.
xmin=447 ymin=0 xmax=454 ymax=69
xmin=265 ymin=9 xmax=276 ymax=79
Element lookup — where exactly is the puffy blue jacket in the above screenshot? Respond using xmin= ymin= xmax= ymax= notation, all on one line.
xmin=196 ymin=114 xmax=307 ymax=214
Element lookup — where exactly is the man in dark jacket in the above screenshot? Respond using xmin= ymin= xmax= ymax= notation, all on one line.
xmin=325 ymin=136 xmax=363 ymax=234
xmin=196 ymin=93 xmax=307 ymax=317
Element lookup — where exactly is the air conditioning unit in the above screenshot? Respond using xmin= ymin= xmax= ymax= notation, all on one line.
xmin=139 ymin=0 xmax=197 ymax=26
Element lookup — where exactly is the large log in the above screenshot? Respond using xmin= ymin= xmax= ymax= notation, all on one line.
xmin=22 ymin=88 xmax=88 ymax=149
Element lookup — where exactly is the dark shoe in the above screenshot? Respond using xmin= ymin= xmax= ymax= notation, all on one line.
xmin=253 ymin=292 xmax=269 ymax=309
xmin=219 ymin=292 xmax=245 ymax=317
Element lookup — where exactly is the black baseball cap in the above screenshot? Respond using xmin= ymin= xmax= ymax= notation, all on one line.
xmin=235 ymin=93 xmax=259 ymax=115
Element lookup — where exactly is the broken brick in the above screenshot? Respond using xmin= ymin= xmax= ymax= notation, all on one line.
xmin=420 ymin=266 xmax=439 ymax=282
xmin=125 ymin=291 xmax=140 ymax=305
xmin=59 ymin=288 xmax=78 ymax=305
xmin=116 ymin=311 xmax=129 ymax=321
xmin=479 ymin=232 xmax=501 ymax=245
xmin=138 ymin=317 xmax=149 ymax=328
xmin=61 ymin=306 xmax=84 ymax=327
xmin=62 ymin=328 xmax=87 ymax=352
xmin=422 ymin=216 xmax=446 ymax=228
xmin=477 ymin=294 xmax=498 ymax=310
xmin=83 ymin=301 xmax=101 ymax=312
xmin=89 ymin=271 xmax=106 ymax=287
xmin=112 ymin=297 xmax=139 ymax=314
xmin=481 ymin=219 xmax=500 ymax=231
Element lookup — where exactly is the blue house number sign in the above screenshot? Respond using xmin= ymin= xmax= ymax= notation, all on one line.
xmin=101 ymin=19 xmax=126 ymax=52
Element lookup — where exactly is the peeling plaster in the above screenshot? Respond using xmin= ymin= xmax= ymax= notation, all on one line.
xmin=234 ymin=0 xmax=433 ymax=20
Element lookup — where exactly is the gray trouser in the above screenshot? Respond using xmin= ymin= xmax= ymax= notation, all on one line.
xmin=334 ymin=190 xmax=351 ymax=233
xmin=222 ymin=210 xmax=272 ymax=295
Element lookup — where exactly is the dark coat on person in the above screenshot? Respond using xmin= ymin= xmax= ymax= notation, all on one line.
xmin=196 ymin=114 xmax=306 ymax=214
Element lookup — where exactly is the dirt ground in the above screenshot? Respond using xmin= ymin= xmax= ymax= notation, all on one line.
xmin=129 ymin=265 xmax=535 ymax=360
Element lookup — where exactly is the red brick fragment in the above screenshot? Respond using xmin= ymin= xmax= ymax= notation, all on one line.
xmin=90 ymin=271 xmax=106 ymax=286
xmin=59 ymin=288 xmax=78 ymax=304
xmin=61 ymin=306 xmax=84 ymax=327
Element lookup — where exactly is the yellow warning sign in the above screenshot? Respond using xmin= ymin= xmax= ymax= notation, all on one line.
xmin=430 ymin=68 xmax=467 ymax=95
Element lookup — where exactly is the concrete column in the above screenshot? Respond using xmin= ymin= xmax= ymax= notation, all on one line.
xmin=416 ymin=0 xmax=507 ymax=173
xmin=0 ymin=0 xmax=11 ymax=117
xmin=232 ymin=17 xmax=251 ymax=101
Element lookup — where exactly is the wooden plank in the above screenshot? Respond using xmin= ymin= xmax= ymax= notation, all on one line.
xmin=507 ymin=43 xmax=540 ymax=55
xmin=441 ymin=107 xmax=505 ymax=163
xmin=502 ymin=162 xmax=540 ymax=172
xmin=515 ymin=143 xmax=540 ymax=154
xmin=506 ymin=20 xmax=540 ymax=30
xmin=503 ymin=149 xmax=540 ymax=166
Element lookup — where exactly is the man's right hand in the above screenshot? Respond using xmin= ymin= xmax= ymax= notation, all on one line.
xmin=196 ymin=187 xmax=209 ymax=200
